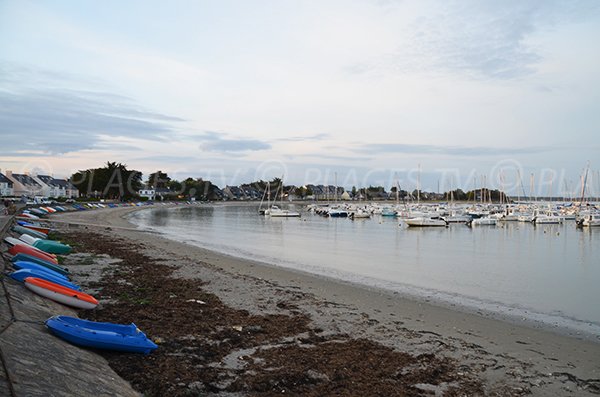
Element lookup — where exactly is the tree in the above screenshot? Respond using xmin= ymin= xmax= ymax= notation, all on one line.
xmin=147 ymin=171 xmax=171 ymax=189
xmin=70 ymin=161 xmax=142 ymax=200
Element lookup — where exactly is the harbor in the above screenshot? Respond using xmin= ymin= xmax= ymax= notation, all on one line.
xmin=1 ymin=202 xmax=600 ymax=395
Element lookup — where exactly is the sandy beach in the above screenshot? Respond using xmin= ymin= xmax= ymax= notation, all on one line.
xmin=50 ymin=205 xmax=600 ymax=396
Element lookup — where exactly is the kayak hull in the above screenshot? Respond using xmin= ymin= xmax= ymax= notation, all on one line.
xmin=24 ymin=277 xmax=97 ymax=309
xmin=10 ymin=269 xmax=80 ymax=290
xmin=46 ymin=316 xmax=158 ymax=354
xmin=11 ymin=254 xmax=69 ymax=275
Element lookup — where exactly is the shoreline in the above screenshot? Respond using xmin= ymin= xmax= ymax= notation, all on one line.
xmin=125 ymin=204 xmax=599 ymax=342
xmin=52 ymin=205 xmax=600 ymax=395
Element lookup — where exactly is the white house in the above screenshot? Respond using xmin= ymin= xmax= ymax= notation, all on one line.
xmin=139 ymin=188 xmax=156 ymax=200
xmin=33 ymin=175 xmax=66 ymax=198
xmin=4 ymin=171 xmax=43 ymax=198
xmin=0 ymin=171 xmax=14 ymax=197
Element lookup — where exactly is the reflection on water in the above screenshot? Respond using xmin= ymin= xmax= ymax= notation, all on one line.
xmin=129 ymin=204 xmax=600 ymax=335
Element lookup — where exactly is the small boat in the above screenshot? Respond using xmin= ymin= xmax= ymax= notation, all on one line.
xmin=18 ymin=234 xmax=72 ymax=254
xmin=16 ymin=213 xmax=41 ymax=221
xmin=349 ymin=210 xmax=371 ymax=219
xmin=8 ymin=244 xmax=59 ymax=264
xmin=405 ymin=217 xmax=448 ymax=227
xmin=12 ymin=225 xmax=48 ymax=239
xmin=12 ymin=259 xmax=70 ymax=277
xmin=268 ymin=205 xmax=301 ymax=217
xmin=46 ymin=315 xmax=158 ymax=354
xmin=10 ymin=269 xmax=80 ymax=291
xmin=28 ymin=208 xmax=48 ymax=216
xmin=577 ymin=214 xmax=600 ymax=227
xmin=21 ymin=223 xmax=51 ymax=235
xmin=470 ymin=217 xmax=497 ymax=226
xmin=11 ymin=254 xmax=69 ymax=275
xmin=24 ymin=277 xmax=98 ymax=309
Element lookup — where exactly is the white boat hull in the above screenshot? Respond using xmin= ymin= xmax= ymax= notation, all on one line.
xmin=405 ymin=218 xmax=447 ymax=227
xmin=24 ymin=281 xmax=98 ymax=309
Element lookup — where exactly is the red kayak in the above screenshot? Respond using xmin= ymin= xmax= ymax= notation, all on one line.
xmin=9 ymin=244 xmax=59 ymax=264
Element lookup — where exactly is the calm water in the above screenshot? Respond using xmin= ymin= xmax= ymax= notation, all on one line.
xmin=129 ymin=204 xmax=600 ymax=337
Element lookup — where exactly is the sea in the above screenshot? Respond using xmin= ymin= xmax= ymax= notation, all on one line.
xmin=128 ymin=203 xmax=600 ymax=339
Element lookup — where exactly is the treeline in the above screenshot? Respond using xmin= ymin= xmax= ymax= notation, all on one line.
xmin=69 ymin=162 xmax=510 ymax=202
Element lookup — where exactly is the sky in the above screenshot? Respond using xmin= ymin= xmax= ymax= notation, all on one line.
xmin=1 ymin=0 xmax=599 ymax=196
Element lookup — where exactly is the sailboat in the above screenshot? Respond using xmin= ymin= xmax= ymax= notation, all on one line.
xmin=268 ymin=177 xmax=300 ymax=217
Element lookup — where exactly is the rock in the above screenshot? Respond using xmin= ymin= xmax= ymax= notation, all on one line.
xmin=306 ymin=369 xmax=330 ymax=383
xmin=244 ymin=325 xmax=264 ymax=333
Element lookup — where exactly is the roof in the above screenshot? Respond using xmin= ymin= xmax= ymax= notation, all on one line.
xmin=36 ymin=175 xmax=62 ymax=187
xmin=52 ymin=178 xmax=77 ymax=189
xmin=10 ymin=173 xmax=41 ymax=187
xmin=0 ymin=173 xmax=13 ymax=187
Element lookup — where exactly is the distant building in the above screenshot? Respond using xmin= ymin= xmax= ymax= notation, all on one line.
xmin=52 ymin=178 xmax=80 ymax=198
xmin=33 ymin=175 xmax=66 ymax=198
xmin=0 ymin=171 xmax=14 ymax=197
xmin=138 ymin=187 xmax=171 ymax=201
xmin=4 ymin=171 xmax=43 ymax=198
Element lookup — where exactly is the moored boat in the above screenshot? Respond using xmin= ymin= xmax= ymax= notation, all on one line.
xmin=46 ymin=316 xmax=158 ymax=354
xmin=404 ymin=217 xmax=448 ymax=227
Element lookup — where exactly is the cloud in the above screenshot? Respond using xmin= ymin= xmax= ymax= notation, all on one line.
xmin=0 ymin=63 xmax=185 ymax=156
xmin=197 ymin=131 xmax=271 ymax=153
xmin=353 ymin=143 xmax=554 ymax=157
xmin=358 ymin=0 xmax=600 ymax=79
xmin=276 ymin=133 xmax=331 ymax=142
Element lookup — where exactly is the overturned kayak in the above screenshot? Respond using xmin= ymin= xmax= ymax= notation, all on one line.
xmin=11 ymin=260 xmax=70 ymax=279
xmin=11 ymin=254 xmax=69 ymax=275
xmin=10 ymin=269 xmax=80 ymax=291
xmin=8 ymin=244 xmax=58 ymax=264
xmin=24 ymin=277 xmax=98 ymax=309
xmin=13 ymin=225 xmax=48 ymax=239
xmin=18 ymin=234 xmax=72 ymax=254
xmin=46 ymin=316 xmax=158 ymax=354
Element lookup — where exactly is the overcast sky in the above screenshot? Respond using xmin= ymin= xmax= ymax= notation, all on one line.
xmin=1 ymin=0 xmax=599 ymax=195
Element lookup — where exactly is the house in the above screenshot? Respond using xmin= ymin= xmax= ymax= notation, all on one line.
xmin=340 ymin=191 xmax=352 ymax=201
xmin=52 ymin=178 xmax=80 ymax=198
xmin=223 ymin=185 xmax=244 ymax=200
xmin=138 ymin=187 xmax=171 ymax=201
xmin=0 ymin=171 xmax=14 ymax=197
xmin=139 ymin=188 xmax=156 ymax=200
xmin=33 ymin=175 xmax=66 ymax=198
xmin=4 ymin=171 xmax=43 ymax=198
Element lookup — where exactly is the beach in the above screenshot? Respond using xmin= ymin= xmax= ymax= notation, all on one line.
xmin=51 ymin=205 xmax=600 ymax=396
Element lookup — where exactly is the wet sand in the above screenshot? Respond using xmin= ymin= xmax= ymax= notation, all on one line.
xmin=51 ymin=205 xmax=600 ymax=396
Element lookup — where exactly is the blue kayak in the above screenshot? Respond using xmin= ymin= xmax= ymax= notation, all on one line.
xmin=10 ymin=269 xmax=80 ymax=290
xmin=11 ymin=260 xmax=70 ymax=279
xmin=45 ymin=316 xmax=158 ymax=354
xmin=11 ymin=254 xmax=69 ymax=275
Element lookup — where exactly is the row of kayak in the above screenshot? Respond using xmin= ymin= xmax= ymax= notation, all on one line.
xmin=3 ymin=214 xmax=157 ymax=354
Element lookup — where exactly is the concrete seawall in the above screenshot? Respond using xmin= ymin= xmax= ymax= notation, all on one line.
xmin=0 ymin=215 xmax=139 ymax=397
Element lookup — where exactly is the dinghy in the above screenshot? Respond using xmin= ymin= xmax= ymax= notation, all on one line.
xmin=24 ymin=277 xmax=98 ymax=309
xmin=18 ymin=234 xmax=72 ymax=254
xmin=12 ymin=225 xmax=48 ymax=239
xmin=46 ymin=316 xmax=158 ymax=354
xmin=10 ymin=254 xmax=68 ymax=275
xmin=10 ymin=269 xmax=80 ymax=290
xmin=12 ymin=261 xmax=67 ymax=280
xmin=8 ymin=244 xmax=58 ymax=264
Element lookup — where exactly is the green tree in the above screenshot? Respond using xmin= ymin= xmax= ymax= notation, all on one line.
xmin=147 ymin=170 xmax=171 ymax=189
xmin=70 ymin=161 xmax=142 ymax=200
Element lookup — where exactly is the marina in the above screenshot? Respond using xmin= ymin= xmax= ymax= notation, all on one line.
xmin=130 ymin=201 xmax=600 ymax=339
